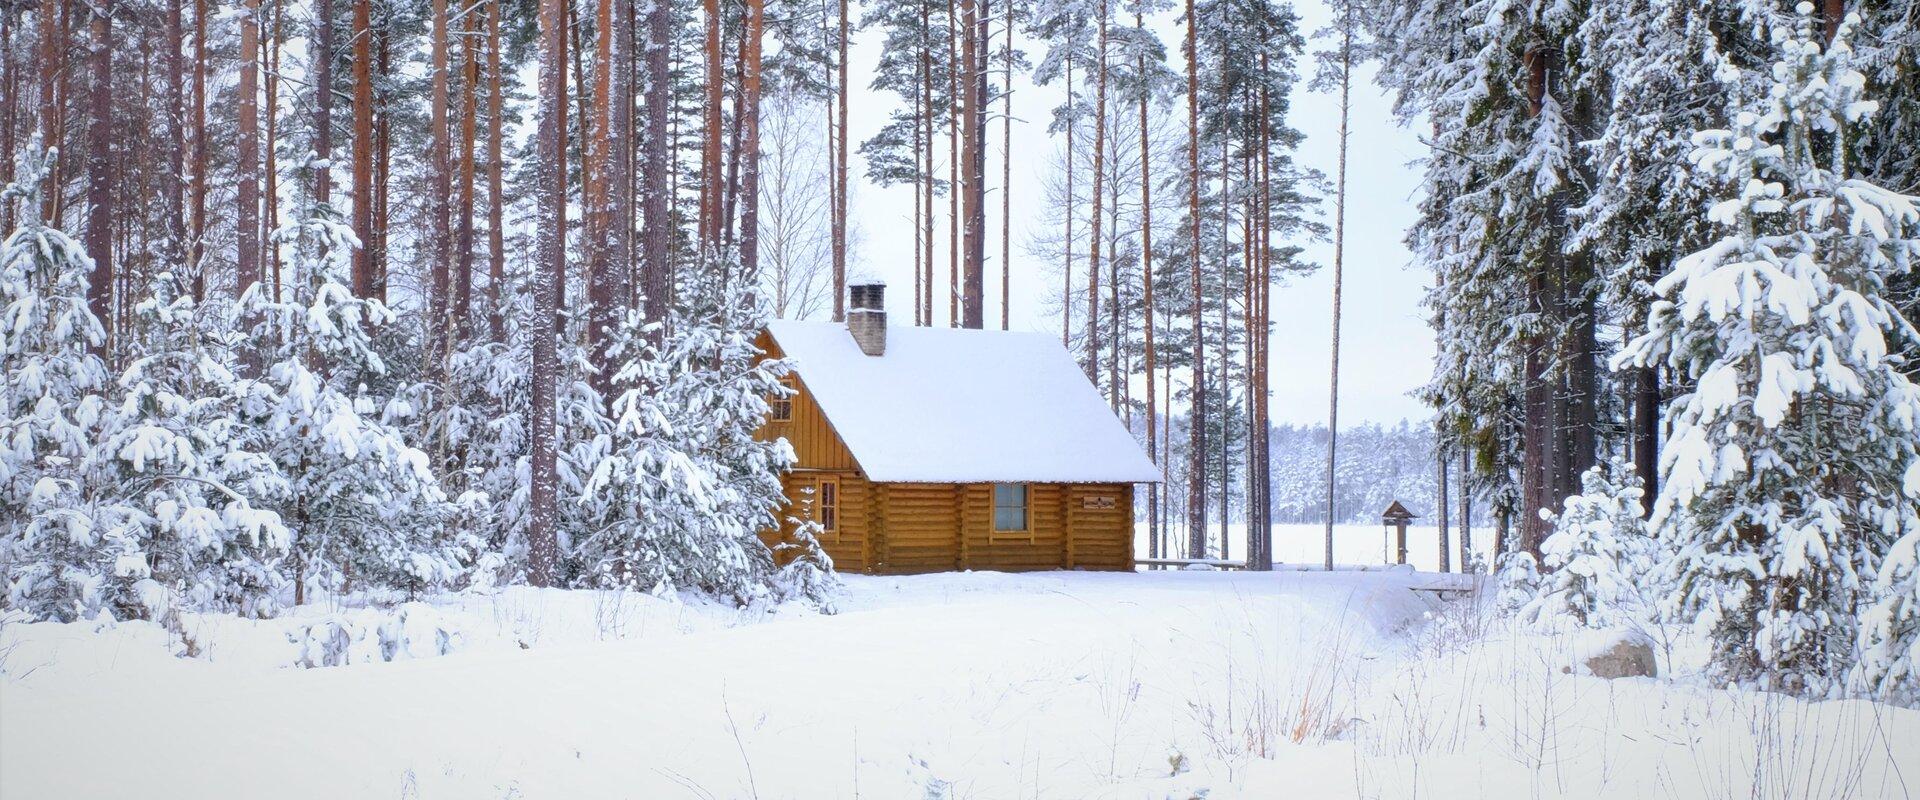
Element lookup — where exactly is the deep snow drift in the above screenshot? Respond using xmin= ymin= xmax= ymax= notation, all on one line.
xmin=2 ymin=566 xmax=1914 ymax=799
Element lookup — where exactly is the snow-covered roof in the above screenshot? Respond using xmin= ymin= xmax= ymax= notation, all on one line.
xmin=764 ymin=320 xmax=1163 ymax=484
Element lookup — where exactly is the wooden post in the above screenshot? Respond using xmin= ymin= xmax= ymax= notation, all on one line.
xmin=876 ymin=483 xmax=892 ymax=573
xmin=955 ymin=483 xmax=968 ymax=571
xmin=1063 ymin=487 xmax=1076 ymax=569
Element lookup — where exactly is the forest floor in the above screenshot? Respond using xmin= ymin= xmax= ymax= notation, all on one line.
xmin=3 ymin=554 xmax=1917 ymax=799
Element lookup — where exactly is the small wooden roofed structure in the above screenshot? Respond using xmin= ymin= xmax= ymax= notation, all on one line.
xmin=757 ymin=306 xmax=1160 ymax=574
xmin=1381 ymin=500 xmax=1418 ymax=565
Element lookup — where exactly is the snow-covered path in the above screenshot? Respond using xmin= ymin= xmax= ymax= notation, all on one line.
xmin=4 ymin=570 xmax=1916 ymax=799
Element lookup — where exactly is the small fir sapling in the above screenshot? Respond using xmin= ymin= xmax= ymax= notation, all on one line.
xmin=1523 ymin=459 xmax=1657 ymax=631
xmin=92 ymin=270 xmax=291 ymax=619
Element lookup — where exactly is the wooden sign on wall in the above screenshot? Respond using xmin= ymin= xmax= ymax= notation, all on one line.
xmin=1081 ymin=496 xmax=1117 ymax=510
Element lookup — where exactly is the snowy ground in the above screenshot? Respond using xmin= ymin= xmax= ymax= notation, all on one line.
xmin=3 ymin=542 xmax=1916 ymax=799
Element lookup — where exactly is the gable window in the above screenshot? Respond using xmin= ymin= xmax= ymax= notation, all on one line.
xmin=769 ymin=376 xmax=794 ymax=421
xmin=993 ymin=483 xmax=1029 ymax=534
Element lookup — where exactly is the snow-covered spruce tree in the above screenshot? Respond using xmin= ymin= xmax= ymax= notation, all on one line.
xmin=0 ymin=146 xmax=116 ymax=622
xmin=428 ymin=332 xmax=531 ymax=586
xmin=85 ymin=270 xmax=292 ymax=619
xmin=237 ymin=203 xmax=464 ymax=603
xmin=575 ymin=261 xmax=834 ymax=604
xmin=1375 ymin=0 xmax=1578 ymax=551
xmin=1523 ymin=459 xmax=1656 ymax=631
xmin=1616 ymin=8 xmax=1920 ymax=698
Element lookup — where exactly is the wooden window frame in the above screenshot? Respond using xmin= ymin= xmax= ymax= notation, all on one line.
xmin=813 ymin=476 xmax=840 ymax=543
xmin=769 ymin=376 xmax=794 ymax=422
xmin=991 ymin=483 xmax=1032 ymax=543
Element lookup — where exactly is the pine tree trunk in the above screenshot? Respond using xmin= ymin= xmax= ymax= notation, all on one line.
xmin=313 ymin=0 xmax=333 ymax=206
xmin=1460 ymin=448 xmax=1473 ymax=571
xmin=1107 ymin=153 xmax=1119 ymax=412
xmin=237 ymin=0 xmax=261 ymax=305
xmin=738 ymin=0 xmax=765 ymax=276
xmin=428 ymin=0 xmax=452 ymax=354
xmin=958 ymin=0 xmax=985 ymax=328
xmin=529 ymin=0 xmax=569 ymax=588
xmin=487 ymin=0 xmax=506 ymax=342
xmin=263 ymin=4 xmax=281 ymax=298
xmin=832 ymin=0 xmax=849 ymax=321
xmin=1570 ymin=284 xmax=1598 ymax=483
xmin=1084 ymin=3 xmax=1106 ymax=380
xmin=999 ymin=0 xmax=1011 ymax=330
xmin=945 ymin=0 xmax=957 ymax=327
xmin=1062 ymin=54 xmax=1073 ymax=344
xmin=1215 ymin=109 xmax=1230 ymax=559
xmin=1323 ymin=21 xmax=1350 ymax=571
xmin=1634 ymin=364 xmax=1659 ymax=516
xmin=1518 ymin=45 xmax=1552 ymax=558
xmin=700 ymin=0 xmax=722 ymax=250
xmin=351 ymin=0 xmax=374 ymax=297
xmin=1437 ymin=439 xmax=1451 ymax=573
xmin=189 ymin=0 xmax=207 ymax=300
xmin=615 ymin=0 xmax=634 ymax=302
xmin=1140 ymin=20 xmax=1158 ymax=559
xmin=1 ymin=14 xmax=16 ymax=232
xmin=641 ymin=0 xmax=671 ymax=330
xmin=455 ymin=1 xmax=479 ymax=342
xmin=913 ymin=27 xmax=925 ymax=327
xmin=718 ymin=32 xmax=743 ymax=250
xmin=161 ymin=0 xmax=186 ymax=259
xmin=374 ymin=28 xmax=391 ymax=299
xmin=1251 ymin=75 xmax=1273 ymax=571
xmin=571 ymin=2 xmax=595 ymax=281
xmin=83 ymin=0 xmax=113 ymax=356
xmin=588 ymin=0 xmax=618 ymax=390
xmin=1183 ymin=0 xmax=1206 ymax=560
xmin=921 ymin=15 xmax=934 ymax=327
xmin=36 ymin=0 xmax=64 ymax=222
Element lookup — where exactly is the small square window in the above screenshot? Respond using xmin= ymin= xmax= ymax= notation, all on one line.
xmin=993 ymin=483 xmax=1028 ymax=533
xmin=769 ymin=377 xmax=794 ymax=422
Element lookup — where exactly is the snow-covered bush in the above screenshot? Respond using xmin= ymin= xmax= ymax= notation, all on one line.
xmin=1522 ymin=459 xmax=1656 ymax=631
xmin=1493 ymin=550 xmax=1540 ymax=616
xmin=1615 ymin=8 xmax=1920 ymax=698
xmin=238 ymin=204 xmax=464 ymax=602
xmin=0 ymin=146 xmax=118 ymax=622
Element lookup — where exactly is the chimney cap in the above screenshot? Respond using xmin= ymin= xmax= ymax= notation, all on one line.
xmin=849 ymin=278 xmax=887 ymax=288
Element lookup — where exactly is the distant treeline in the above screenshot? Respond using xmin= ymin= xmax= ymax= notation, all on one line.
xmin=1265 ymin=421 xmax=1481 ymax=525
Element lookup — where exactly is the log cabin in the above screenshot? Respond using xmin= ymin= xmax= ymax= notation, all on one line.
xmin=757 ymin=282 xmax=1162 ymax=574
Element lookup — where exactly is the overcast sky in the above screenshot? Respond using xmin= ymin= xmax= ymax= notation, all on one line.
xmin=831 ymin=0 xmax=1434 ymax=428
